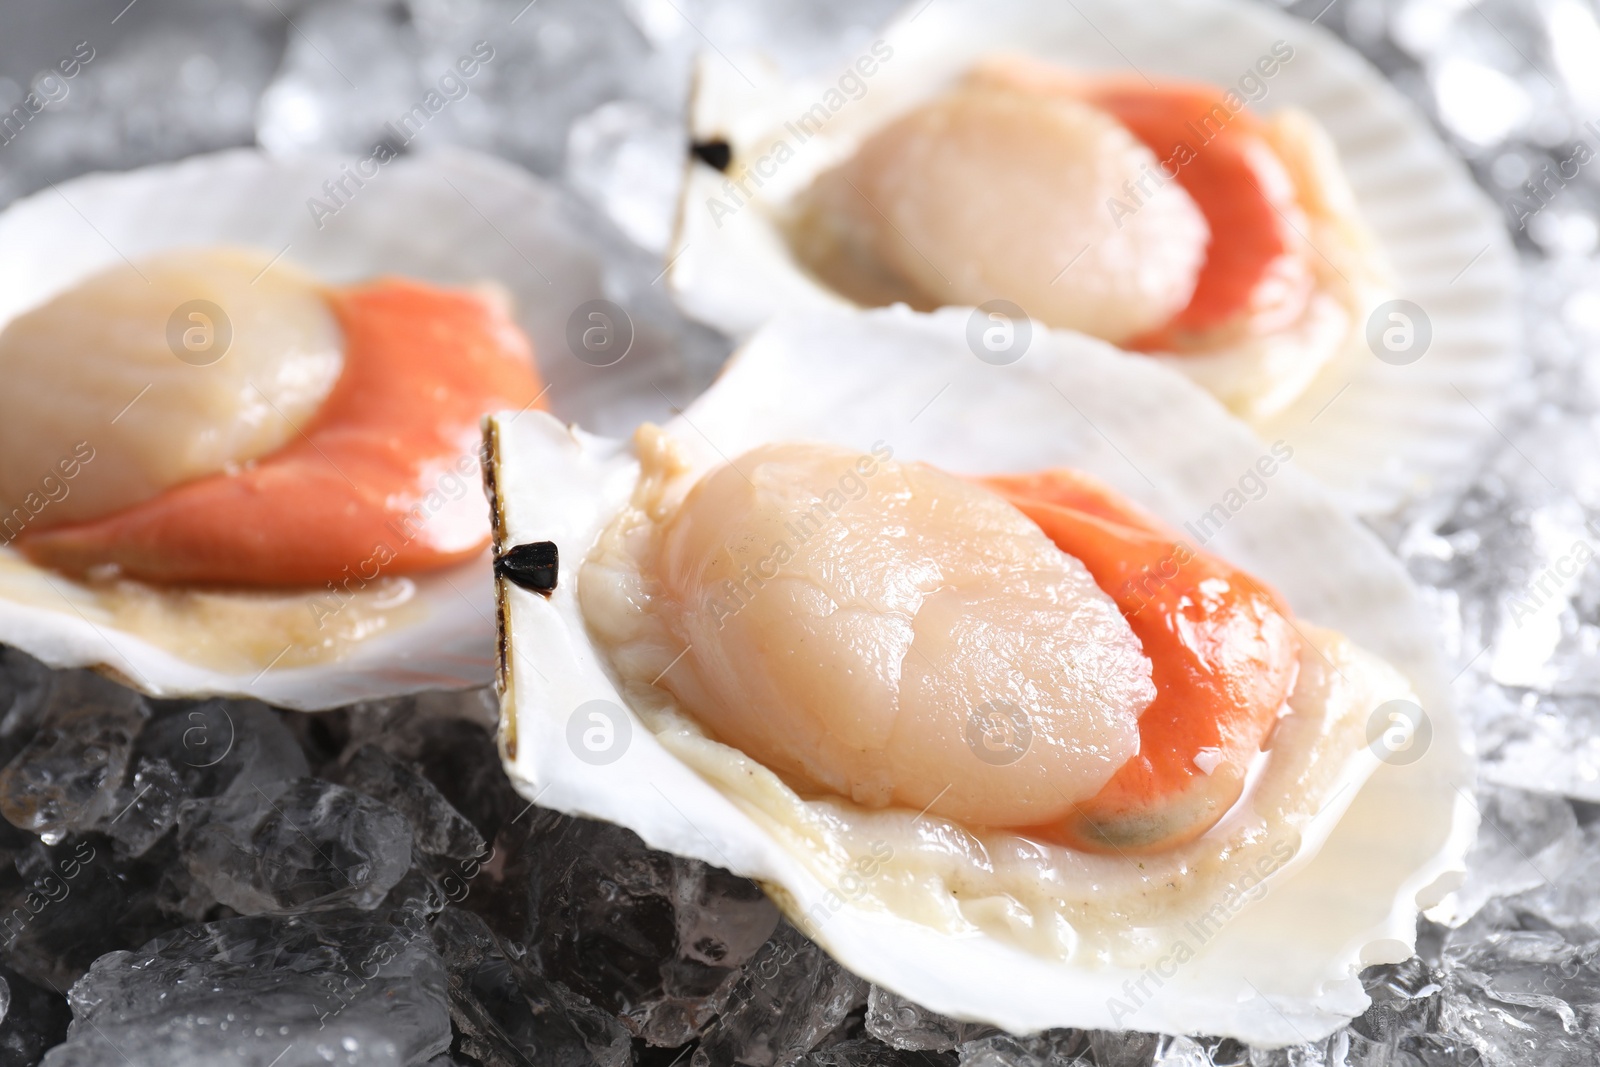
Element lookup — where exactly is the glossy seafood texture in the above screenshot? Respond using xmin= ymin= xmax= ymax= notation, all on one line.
xmin=783 ymin=53 xmax=1385 ymax=418
xmin=0 ymin=248 xmax=344 ymax=529
xmin=789 ymin=73 xmax=1209 ymax=344
xmin=584 ymin=433 xmax=1157 ymax=827
xmin=981 ymin=469 xmax=1301 ymax=852
xmin=487 ymin=300 xmax=1474 ymax=1042
xmin=0 ymin=149 xmax=598 ymax=705
xmin=579 ymin=424 xmax=1324 ymax=860
xmin=3 ymin=246 xmax=545 ymax=588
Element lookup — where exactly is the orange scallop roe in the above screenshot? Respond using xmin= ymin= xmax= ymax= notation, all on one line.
xmin=19 ymin=278 xmax=545 ymax=587
xmin=1085 ymin=79 xmax=1315 ymax=349
xmin=979 ymin=469 xmax=1301 ymax=854
xmin=971 ymin=59 xmax=1315 ymax=350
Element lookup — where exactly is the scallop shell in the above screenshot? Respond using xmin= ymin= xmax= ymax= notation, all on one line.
xmin=488 ymin=304 xmax=1476 ymax=1045
xmin=667 ymin=0 xmax=1519 ymax=516
xmin=0 ymin=147 xmax=685 ymax=710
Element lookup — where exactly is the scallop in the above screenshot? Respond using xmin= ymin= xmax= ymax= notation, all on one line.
xmin=0 ymin=247 xmax=344 ymax=528
xmin=0 ymin=148 xmax=679 ymax=709
xmin=787 ymin=80 xmax=1210 ymax=344
xmin=582 ymin=436 xmax=1157 ymax=824
xmin=486 ymin=304 xmax=1474 ymax=1045
xmin=666 ymin=0 xmax=1518 ymax=515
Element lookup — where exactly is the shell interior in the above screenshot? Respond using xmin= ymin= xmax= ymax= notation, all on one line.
xmin=668 ymin=0 xmax=1519 ymax=516
xmin=489 ymin=304 xmax=1476 ymax=1045
xmin=0 ymin=148 xmax=689 ymax=709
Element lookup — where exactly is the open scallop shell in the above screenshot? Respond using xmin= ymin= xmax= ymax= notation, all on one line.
xmin=668 ymin=0 xmax=1519 ymax=516
xmin=488 ymin=304 xmax=1476 ymax=1045
xmin=0 ymin=147 xmax=690 ymax=710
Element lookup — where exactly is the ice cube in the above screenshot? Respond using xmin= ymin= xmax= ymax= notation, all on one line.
xmin=338 ymin=743 xmax=487 ymax=868
xmin=866 ymin=986 xmax=995 ymax=1052
xmin=41 ymin=908 xmax=450 ymax=1067
xmin=1436 ymin=930 xmax=1600 ymax=1067
xmin=177 ymin=777 xmax=412 ymax=914
xmin=524 ymin=807 xmax=778 ymax=1045
xmin=0 ymin=671 xmax=147 ymax=843
xmin=432 ymin=905 xmax=632 ymax=1067
xmin=692 ymin=920 xmax=869 ymax=1067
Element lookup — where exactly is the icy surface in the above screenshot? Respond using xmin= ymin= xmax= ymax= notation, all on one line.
xmin=809 ymin=1040 xmax=957 ymax=1067
xmin=338 ymin=744 xmax=486 ymax=871
xmin=692 ymin=921 xmax=869 ymax=1067
xmin=0 ymin=672 xmax=147 ymax=844
xmin=960 ymin=1030 xmax=1093 ymax=1067
xmin=867 ymin=986 xmax=996 ymax=1052
xmin=432 ymin=905 xmax=632 ymax=1067
xmin=39 ymin=906 xmax=451 ymax=1067
xmin=177 ymin=777 xmax=413 ymax=914
xmin=523 ymin=805 xmax=780 ymax=1045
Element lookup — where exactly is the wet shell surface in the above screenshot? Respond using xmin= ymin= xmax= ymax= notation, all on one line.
xmin=487 ymin=304 xmax=1476 ymax=1045
xmin=668 ymin=0 xmax=1518 ymax=516
xmin=0 ymin=147 xmax=673 ymax=710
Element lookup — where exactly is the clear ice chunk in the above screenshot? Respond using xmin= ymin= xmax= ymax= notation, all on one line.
xmin=566 ymin=98 xmax=685 ymax=254
xmin=1427 ymin=786 xmax=1581 ymax=926
xmin=693 ymin=921 xmax=869 ymax=1067
xmin=40 ymin=909 xmax=450 ymax=1067
xmin=1456 ymin=822 xmax=1600 ymax=941
xmin=255 ymin=0 xmax=424 ymax=157
xmin=866 ymin=986 xmax=995 ymax=1052
xmin=177 ymin=777 xmax=412 ymax=914
xmin=1437 ymin=930 xmax=1600 ymax=1067
xmin=102 ymin=757 xmax=186 ymax=860
xmin=805 ymin=1038 xmax=958 ymax=1067
xmin=111 ymin=700 xmax=314 ymax=922
xmin=0 ymin=671 xmax=148 ymax=843
xmin=958 ymin=1031 xmax=1091 ymax=1067
xmin=432 ymin=905 xmax=632 ymax=1067
xmin=0 ymin=648 xmax=53 ymax=768
xmin=0 ymin=13 xmax=282 ymax=207
xmin=0 ymin=835 xmax=148 ymax=991
xmin=137 ymin=699 xmax=311 ymax=800
xmin=524 ymin=807 xmax=779 ymax=1045
xmin=338 ymin=743 xmax=486 ymax=871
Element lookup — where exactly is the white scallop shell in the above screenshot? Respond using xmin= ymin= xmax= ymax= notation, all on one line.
xmin=667 ymin=0 xmax=1519 ymax=516
xmin=0 ymin=147 xmax=678 ymax=710
xmin=488 ymin=304 xmax=1475 ymax=1046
